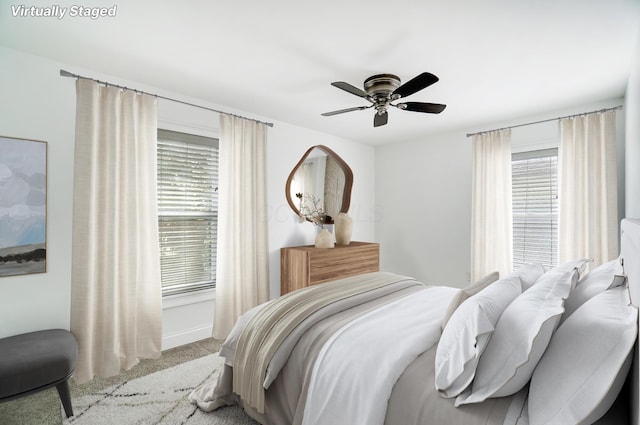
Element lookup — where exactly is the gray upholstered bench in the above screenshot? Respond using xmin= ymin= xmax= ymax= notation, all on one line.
xmin=0 ymin=329 xmax=78 ymax=418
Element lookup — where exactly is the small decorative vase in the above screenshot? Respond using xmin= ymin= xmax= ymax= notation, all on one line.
xmin=334 ymin=212 xmax=353 ymax=246
xmin=315 ymin=228 xmax=334 ymax=249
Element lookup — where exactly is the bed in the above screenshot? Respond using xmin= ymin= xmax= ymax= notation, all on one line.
xmin=191 ymin=218 xmax=640 ymax=425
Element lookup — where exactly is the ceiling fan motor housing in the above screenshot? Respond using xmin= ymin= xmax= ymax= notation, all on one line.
xmin=364 ymin=74 xmax=401 ymax=114
xmin=364 ymin=74 xmax=401 ymax=97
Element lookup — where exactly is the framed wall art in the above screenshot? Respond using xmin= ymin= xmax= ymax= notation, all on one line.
xmin=0 ymin=136 xmax=47 ymax=277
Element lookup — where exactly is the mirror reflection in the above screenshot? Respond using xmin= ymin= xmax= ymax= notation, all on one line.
xmin=286 ymin=145 xmax=353 ymax=225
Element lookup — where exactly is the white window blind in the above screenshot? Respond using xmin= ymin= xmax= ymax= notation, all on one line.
xmin=512 ymin=148 xmax=558 ymax=270
xmin=157 ymin=129 xmax=218 ymax=296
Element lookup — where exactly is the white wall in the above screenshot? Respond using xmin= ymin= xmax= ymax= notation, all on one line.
xmin=0 ymin=46 xmax=376 ymax=346
xmin=375 ymin=131 xmax=472 ymax=286
xmin=375 ymin=99 xmax=625 ymax=288
xmin=626 ymin=29 xmax=640 ymax=219
xmin=0 ymin=47 xmax=75 ymax=338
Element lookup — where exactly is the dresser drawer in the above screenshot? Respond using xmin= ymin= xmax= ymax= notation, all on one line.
xmin=308 ymin=244 xmax=379 ymax=284
xmin=280 ymin=242 xmax=380 ymax=295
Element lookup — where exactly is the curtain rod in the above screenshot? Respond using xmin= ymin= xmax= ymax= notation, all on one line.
xmin=465 ymin=105 xmax=622 ymax=138
xmin=59 ymin=69 xmax=274 ymax=128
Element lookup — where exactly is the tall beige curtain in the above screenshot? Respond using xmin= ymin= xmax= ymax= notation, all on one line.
xmin=213 ymin=114 xmax=270 ymax=339
xmin=558 ymin=110 xmax=618 ymax=267
xmin=71 ymin=79 xmax=162 ymax=383
xmin=471 ymin=129 xmax=513 ymax=281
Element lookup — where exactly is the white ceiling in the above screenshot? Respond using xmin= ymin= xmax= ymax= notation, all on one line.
xmin=1 ymin=0 xmax=639 ymax=145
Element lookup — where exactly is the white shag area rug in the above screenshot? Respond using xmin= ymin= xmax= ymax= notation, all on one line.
xmin=63 ymin=354 xmax=259 ymax=425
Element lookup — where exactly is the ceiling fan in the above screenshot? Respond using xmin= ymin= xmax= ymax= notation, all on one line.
xmin=321 ymin=72 xmax=446 ymax=127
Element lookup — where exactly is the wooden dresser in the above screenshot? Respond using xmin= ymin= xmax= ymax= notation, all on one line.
xmin=280 ymin=241 xmax=380 ymax=295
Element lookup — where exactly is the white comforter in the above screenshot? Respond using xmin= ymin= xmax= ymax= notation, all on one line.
xmin=190 ymin=273 xmax=530 ymax=425
xmin=301 ymin=286 xmax=458 ymax=425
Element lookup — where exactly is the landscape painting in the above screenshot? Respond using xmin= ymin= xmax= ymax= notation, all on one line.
xmin=0 ymin=136 xmax=47 ymax=277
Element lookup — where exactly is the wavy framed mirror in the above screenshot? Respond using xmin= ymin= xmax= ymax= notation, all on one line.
xmin=285 ymin=145 xmax=353 ymax=225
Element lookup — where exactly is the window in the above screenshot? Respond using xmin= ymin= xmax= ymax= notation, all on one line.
xmin=512 ymin=148 xmax=558 ymax=270
xmin=157 ymin=129 xmax=219 ymax=296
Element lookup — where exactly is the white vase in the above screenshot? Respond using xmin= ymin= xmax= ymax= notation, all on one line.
xmin=334 ymin=212 xmax=353 ymax=246
xmin=315 ymin=228 xmax=334 ymax=248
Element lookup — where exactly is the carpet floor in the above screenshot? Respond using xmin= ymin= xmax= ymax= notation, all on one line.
xmin=62 ymin=353 xmax=258 ymax=425
xmin=0 ymin=338 xmax=256 ymax=425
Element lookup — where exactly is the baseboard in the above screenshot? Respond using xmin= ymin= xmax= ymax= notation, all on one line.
xmin=162 ymin=325 xmax=213 ymax=351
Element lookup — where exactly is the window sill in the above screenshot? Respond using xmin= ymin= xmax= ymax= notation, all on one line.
xmin=162 ymin=288 xmax=215 ymax=310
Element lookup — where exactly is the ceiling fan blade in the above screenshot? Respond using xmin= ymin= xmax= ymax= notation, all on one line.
xmin=400 ymin=102 xmax=447 ymax=114
xmin=331 ymin=81 xmax=369 ymax=99
xmin=321 ymin=105 xmax=371 ymax=116
xmin=373 ymin=111 xmax=388 ymax=127
xmin=392 ymin=72 xmax=439 ymax=98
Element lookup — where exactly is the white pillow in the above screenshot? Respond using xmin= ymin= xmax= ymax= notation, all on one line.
xmin=441 ymin=271 xmax=500 ymax=331
xmin=434 ymin=275 xmax=521 ymax=398
xmin=553 ymin=258 xmax=592 ymax=275
xmin=575 ymin=258 xmax=621 ymax=287
xmin=529 ymin=286 xmax=638 ymax=425
xmin=455 ymin=267 xmax=578 ymax=406
xmin=505 ymin=263 xmax=544 ymax=291
xmin=561 ymin=259 xmax=625 ymax=323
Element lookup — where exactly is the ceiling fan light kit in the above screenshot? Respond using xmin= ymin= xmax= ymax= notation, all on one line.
xmin=322 ymin=72 xmax=446 ymax=127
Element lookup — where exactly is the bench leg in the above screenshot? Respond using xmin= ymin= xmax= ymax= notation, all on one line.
xmin=55 ymin=379 xmax=74 ymax=418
